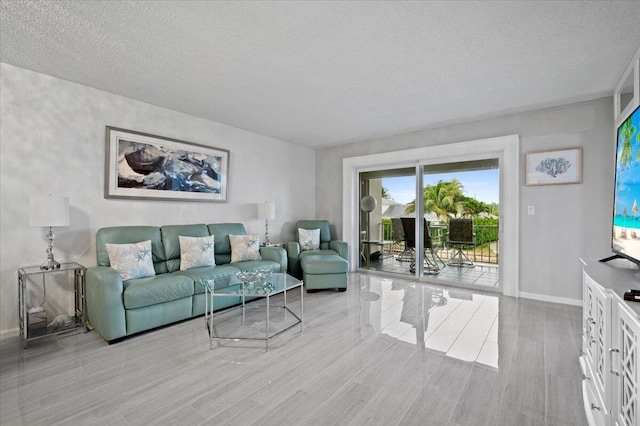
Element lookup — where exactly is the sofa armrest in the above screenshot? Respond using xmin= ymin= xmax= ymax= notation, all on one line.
xmin=259 ymin=246 xmax=288 ymax=273
xmin=286 ymin=242 xmax=302 ymax=278
xmin=330 ymin=240 xmax=349 ymax=262
xmin=86 ymin=266 xmax=127 ymax=342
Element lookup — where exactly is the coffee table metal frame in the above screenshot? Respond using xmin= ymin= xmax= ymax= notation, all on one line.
xmin=204 ymin=272 xmax=303 ymax=351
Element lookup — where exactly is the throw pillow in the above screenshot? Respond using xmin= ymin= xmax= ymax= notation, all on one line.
xmin=105 ymin=240 xmax=155 ymax=281
xmin=179 ymin=235 xmax=216 ymax=270
xmin=298 ymin=228 xmax=320 ymax=251
xmin=229 ymin=234 xmax=262 ymax=263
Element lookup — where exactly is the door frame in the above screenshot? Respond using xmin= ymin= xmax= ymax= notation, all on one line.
xmin=342 ymin=135 xmax=520 ymax=297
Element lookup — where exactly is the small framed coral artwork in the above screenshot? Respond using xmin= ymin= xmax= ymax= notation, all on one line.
xmin=525 ymin=147 xmax=582 ymax=186
xmin=104 ymin=126 xmax=229 ymax=202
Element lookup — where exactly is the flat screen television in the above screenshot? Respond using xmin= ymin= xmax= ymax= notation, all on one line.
xmin=608 ymin=104 xmax=640 ymax=265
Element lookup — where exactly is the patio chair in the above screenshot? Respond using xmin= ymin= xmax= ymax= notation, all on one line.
xmin=400 ymin=217 xmax=442 ymax=275
xmin=447 ymin=218 xmax=475 ymax=267
xmin=392 ymin=218 xmax=412 ymax=262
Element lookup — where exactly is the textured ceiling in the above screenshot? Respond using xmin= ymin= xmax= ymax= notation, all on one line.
xmin=1 ymin=1 xmax=640 ymax=148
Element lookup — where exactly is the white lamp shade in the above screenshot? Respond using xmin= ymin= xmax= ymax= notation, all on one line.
xmin=257 ymin=202 xmax=276 ymax=220
xmin=29 ymin=196 xmax=70 ymax=227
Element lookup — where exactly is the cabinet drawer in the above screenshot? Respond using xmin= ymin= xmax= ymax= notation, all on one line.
xmin=583 ymin=378 xmax=608 ymax=426
xmin=580 ymin=354 xmax=592 ymax=381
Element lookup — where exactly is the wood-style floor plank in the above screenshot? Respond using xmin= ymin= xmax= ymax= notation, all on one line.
xmin=0 ymin=273 xmax=586 ymax=425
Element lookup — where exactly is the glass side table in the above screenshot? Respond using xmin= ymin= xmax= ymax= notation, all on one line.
xmin=18 ymin=262 xmax=87 ymax=348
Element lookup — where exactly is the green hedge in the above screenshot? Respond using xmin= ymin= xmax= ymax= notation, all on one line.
xmin=380 ymin=216 xmax=498 ymax=244
xmin=473 ymin=217 xmax=499 ymax=243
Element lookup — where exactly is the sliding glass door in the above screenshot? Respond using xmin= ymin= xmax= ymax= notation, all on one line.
xmin=358 ymin=158 xmax=500 ymax=291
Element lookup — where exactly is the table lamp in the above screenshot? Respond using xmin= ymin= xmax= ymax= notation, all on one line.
xmin=29 ymin=195 xmax=70 ymax=270
xmin=257 ymin=202 xmax=276 ymax=246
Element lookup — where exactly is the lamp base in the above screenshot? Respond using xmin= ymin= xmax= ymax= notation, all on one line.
xmin=264 ymin=219 xmax=271 ymax=246
xmin=40 ymin=226 xmax=61 ymax=270
xmin=40 ymin=258 xmax=61 ymax=271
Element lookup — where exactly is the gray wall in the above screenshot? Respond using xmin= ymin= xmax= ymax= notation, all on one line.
xmin=0 ymin=63 xmax=316 ymax=337
xmin=316 ymin=97 xmax=614 ymax=302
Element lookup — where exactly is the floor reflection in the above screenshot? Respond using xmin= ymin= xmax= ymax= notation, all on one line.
xmin=360 ymin=274 xmax=500 ymax=368
xmin=365 ymin=254 xmax=500 ymax=288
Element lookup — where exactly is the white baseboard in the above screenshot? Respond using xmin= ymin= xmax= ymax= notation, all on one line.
xmin=0 ymin=328 xmax=19 ymax=340
xmin=519 ymin=291 xmax=582 ymax=307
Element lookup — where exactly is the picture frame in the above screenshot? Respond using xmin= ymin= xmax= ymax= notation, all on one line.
xmin=525 ymin=147 xmax=582 ymax=186
xmin=105 ymin=126 xmax=229 ymax=202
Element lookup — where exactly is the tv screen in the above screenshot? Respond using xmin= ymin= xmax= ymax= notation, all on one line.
xmin=612 ymin=104 xmax=640 ymax=263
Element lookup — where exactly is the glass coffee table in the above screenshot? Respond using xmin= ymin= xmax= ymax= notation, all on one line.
xmin=204 ymin=272 xmax=303 ymax=351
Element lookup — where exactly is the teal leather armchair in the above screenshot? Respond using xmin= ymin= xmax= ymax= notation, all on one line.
xmin=286 ymin=220 xmax=349 ymax=290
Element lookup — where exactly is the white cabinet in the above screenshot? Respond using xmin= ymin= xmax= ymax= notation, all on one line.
xmin=582 ymin=272 xmax=613 ymax=425
xmin=581 ymin=259 xmax=640 ymax=426
xmin=613 ymin=302 xmax=640 ymax=426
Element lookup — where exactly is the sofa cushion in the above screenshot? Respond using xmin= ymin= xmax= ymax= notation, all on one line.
xmin=179 ymin=235 xmax=216 ymax=270
xmin=300 ymin=254 xmax=350 ymax=274
xmin=229 ymin=234 xmax=262 ymax=262
xmin=105 ymin=240 xmax=156 ymax=281
xmin=96 ymin=226 xmax=167 ymax=274
xmin=232 ymin=259 xmax=281 ymax=273
xmin=161 ymin=224 xmax=209 ymax=272
xmin=208 ymin=223 xmax=247 ymax=263
xmin=299 ymin=249 xmax=340 ymax=259
xmin=173 ymin=264 xmax=240 ymax=294
xmin=123 ymin=273 xmax=194 ymax=309
xmin=215 ymin=253 xmax=232 ymax=265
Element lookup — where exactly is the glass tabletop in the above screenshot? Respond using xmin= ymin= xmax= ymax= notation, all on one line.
xmin=19 ymin=262 xmax=85 ymax=275
xmin=205 ymin=272 xmax=302 ymax=297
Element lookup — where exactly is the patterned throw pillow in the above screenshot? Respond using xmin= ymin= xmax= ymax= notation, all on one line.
xmin=298 ymin=228 xmax=320 ymax=251
xmin=179 ymin=235 xmax=216 ymax=270
xmin=105 ymin=240 xmax=155 ymax=281
xmin=229 ymin=234 xmax=262 ymax=263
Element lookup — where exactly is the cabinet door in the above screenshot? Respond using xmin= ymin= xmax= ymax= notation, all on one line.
xmin=593 ymin=281 xmax=612 ymax=407
xmin=614 ymin=303 xmax=640 ymax=426
xmin=584 ymin=273 xmax=612 ymax=401
xmin=585 ymin=274 xmax=598 ymax=362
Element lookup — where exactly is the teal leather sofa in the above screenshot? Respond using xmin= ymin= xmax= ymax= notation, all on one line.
xmin=86 ymin=223 xmax=287 ymax=343
xmin=286 ymin=220 xmax=349 ymax=291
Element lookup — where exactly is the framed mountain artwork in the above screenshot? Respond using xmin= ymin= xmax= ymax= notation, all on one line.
xmin=104 ymin=126 xmax=229 ymax=202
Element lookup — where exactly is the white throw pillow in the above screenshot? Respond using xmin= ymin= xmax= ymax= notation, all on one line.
xmin=105 ymin=240 xmax=155 ymax=281
xmin=179 ymin=235 xmax=216 ymax=270
xmin=298 ymin=228 xmax=320 ymax=251
xmin=229 ymin=234 xmax=262 ymax=263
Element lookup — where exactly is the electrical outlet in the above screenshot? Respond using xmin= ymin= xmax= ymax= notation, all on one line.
xmin=527 ymin=206 xmax=535 ymax=215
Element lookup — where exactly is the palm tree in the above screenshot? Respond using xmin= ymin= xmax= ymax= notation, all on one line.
xmin=619 ymin=117 xmax=636 ymax=167
xmin=381 ymin=186 xmax=394 ymax=201
xmin=405 ymin=179 xmax=465 ymax=218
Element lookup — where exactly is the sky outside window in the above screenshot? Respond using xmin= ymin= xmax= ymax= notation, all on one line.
xmin=382 ymin=169 xmax=499 ymax=205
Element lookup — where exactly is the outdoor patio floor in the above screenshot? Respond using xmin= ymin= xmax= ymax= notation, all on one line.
xmin=364 ymin=252 xmax=499 ymax=289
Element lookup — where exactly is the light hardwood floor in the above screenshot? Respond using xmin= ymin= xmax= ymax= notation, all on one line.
xmin=0 ymin=273 xmax=585 ymax=425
